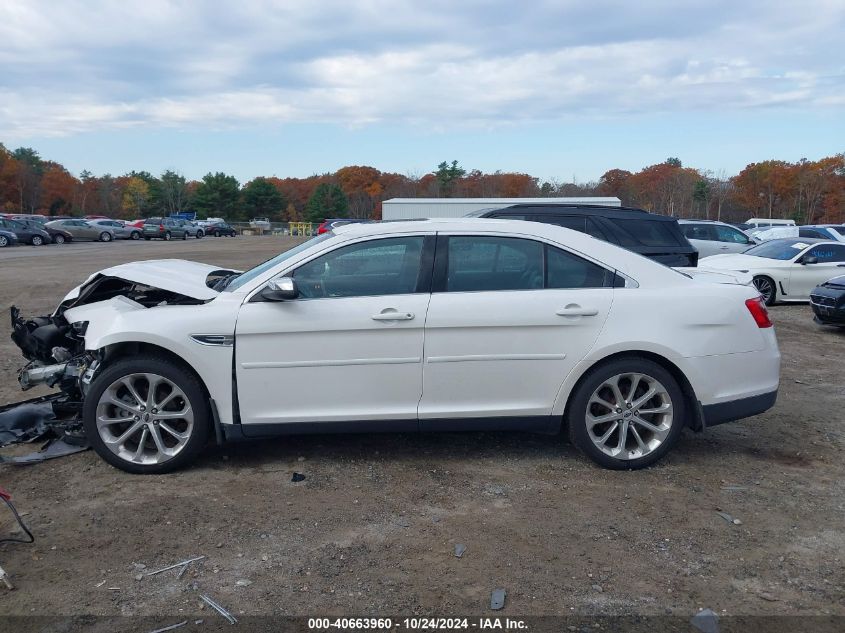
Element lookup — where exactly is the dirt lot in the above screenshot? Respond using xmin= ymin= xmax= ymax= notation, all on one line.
xmin=0 ymin=237 xmax=843 ymax=625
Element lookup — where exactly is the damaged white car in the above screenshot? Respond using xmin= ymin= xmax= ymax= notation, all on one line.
xmin=11 ymin=220 xmax=781 ymax=474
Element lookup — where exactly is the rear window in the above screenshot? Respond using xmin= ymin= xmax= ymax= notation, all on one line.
xmin=144 ymin=218 xmax=162 ymax=224
xmin=614 ymin=219 xmax=684 ymax=247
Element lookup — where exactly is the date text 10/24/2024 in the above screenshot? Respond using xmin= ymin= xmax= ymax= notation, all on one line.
xmin=308 ymin=618 xmax=528 ymax=630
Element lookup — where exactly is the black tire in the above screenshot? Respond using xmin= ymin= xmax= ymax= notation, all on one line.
xmin=0 ymin=235 xmax=8 ymax=247
xmin=31 ymin=235 xmax=44 ymax=246
xmin=83 ymin=356 xmax=210 ymax=474
xmin=99 ymin=232 xmax=112 ymax=242
xmin=53 ymin=233 xmax=66 ymax=244
xmin=752 ymin=276 xmax=776 ymax=306
xmin=144 ymin=236 xmax=151 ymax=241
xmin=182 ymin=232 xmax=187 ymax=240
xmin=213 ymin=231 xmax=220 ymax=237
xmin=196 ymin=231 xmax=203 ymax=239
xmin=130 ymin=231 xmax=140 ymax=240
xmin=164 ymin=231 xmax=171 ymax=241
xmin=567 ymin=357 xmax=686 ymax=470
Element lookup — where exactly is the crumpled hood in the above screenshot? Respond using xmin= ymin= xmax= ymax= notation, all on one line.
xmin=675 ymin=267 xmax=753 ymax=286
xmin=698 ymin=253 xmax=789 ymax=270
xmin=60 ymin=259 xmax=239 ymax=304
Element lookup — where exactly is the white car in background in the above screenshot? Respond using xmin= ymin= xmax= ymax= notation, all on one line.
xmin=678 ymin=219 xmax=757 ymax=258
xmin=798 ymin=225 xmax=845 ymax=242
xmin=11 ymin=219 xmax=780 ymax=474
xmin=700 ymin=238 xmax=845 ymax=305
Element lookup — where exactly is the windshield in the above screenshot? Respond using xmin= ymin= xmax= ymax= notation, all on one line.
xmin=224 ymin=234 xmax=332 ymax=291
xmin=743 ymin=240 xmax=809 ymax=260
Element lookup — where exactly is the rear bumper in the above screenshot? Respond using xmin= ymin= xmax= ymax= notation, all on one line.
xmin=702 ymin=390 xmax=777 ymax=428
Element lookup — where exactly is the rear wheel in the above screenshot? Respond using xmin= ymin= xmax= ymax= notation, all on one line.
xmin=130 ymin=231 xmax=140 ymax=240
xmin=213 ymin=231 xmax=220 ymax=237
xmin=31 ymin=235 xmax=44 ymax=246
xmin=53 ymin=233 xmax=66 ymax=244
xmin=0 ymin=235 xmax=9 ymax=247
xmin=164 ymin=231 xmax=171 ymax=241
xmin=83 ymin=356 xmax=210 ymax=474
xmin=196 ymin=231 xmax=203 ymax=239
xmin=752 ymin=276 xmax=776 ymax=306
xmin=182 ymin=232 xmax=187 ymax=240
xmin=567 ymin=357 xmax=685 ymax=470
xmin=144 ymin=236 xmax=151 ymax=241
xmin=99 ymin=232 xmax=112 ymax=242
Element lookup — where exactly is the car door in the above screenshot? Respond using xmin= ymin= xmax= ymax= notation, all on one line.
xmin=235 ymin=234 xmax=433 ymax=428
xmin=418 ymin=233 xmax=614 ymax=427
xmin=712 ymin=224 xmax=755 ymax=254
xmin=681 ymin=223 xmax=717 ymax=257
xmin=788 ymin=244 xmax=845 ymax=298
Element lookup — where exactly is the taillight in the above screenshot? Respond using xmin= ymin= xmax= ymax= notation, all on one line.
xmin=745 ymin=297 xmax=772 ymax=328
xmin=159 ymin=224 xmax=164 ymax=230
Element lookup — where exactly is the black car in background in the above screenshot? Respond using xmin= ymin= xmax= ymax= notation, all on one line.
xmin=18 ymin=219 xmax=72 ymax=244
xmin=0 ymin=217 xmax=51 ymax=246
xmin=810 ymin=276 xmax=845 ymax=327
xmin=205 ymin=221 xmax=237 ymax=237
xmin=468 ymin=204 xmax=698 ymax=267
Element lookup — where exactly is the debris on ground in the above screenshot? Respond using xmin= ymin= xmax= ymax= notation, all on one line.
xmin=715 ymin=511 xmax=742 ymax=525
xmin=146 ymin=556 xmax=206 ymax=577
xmin=720 ymin=485 xmax=748 ymax=492
xmin=490 ymin=588 xmax=506 ymax=610
xmin=200 ymin=593 xmax=238 ymax=624
xmin=147 ymin=621 xmax=188 ymax=633
xmin=690 ymin=608 xmax=720 ymax=633
xmin=291 ymin=472 xmax=306 ymax=482
xmin=0 ymin=395 xmax=88 ymax=463
xmin=235 ymin=579 xmax=252 ymax=587
xmin=454 ymin=543 xmax=467 ymax=558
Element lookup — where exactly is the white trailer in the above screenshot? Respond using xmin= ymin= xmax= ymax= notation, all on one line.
xmin=381 ymin=197 xmax=621 ymax=220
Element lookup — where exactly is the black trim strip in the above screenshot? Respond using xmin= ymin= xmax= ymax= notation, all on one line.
xmin=702 ymin=390 xmax=777 ymax=428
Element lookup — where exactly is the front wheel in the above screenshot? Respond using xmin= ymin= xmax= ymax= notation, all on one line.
xmin=164 ymin=231 xmax=171 ymax=241
xmin=196 ymin=231 xmax=203 ymax=239
xmin=213 ymin=231 xmax=220 ymax=237
xmin=83 ymin=356 xmax=210 ymax=474
xmin=130 ymin=231 xmax=140 ymax=240
xmin=31 ymin=235 xmax=44 ymax=246
xmin=53 ymin=233 xmax=66 ymax=244
xmin=99 ymin=232 xmax=112 ymax=242
xmin=0 ymin=235 xmax=9 ymax=247
xmin=567 ymin=358 xmax=685 ymax=470
xmin=752 ymin=276 xmax=776 ymax=306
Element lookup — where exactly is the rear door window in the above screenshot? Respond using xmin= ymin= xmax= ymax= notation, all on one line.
xmin=546 ymin=245 xmax=613 ymax=288
xmin=445 ymin=236 xmax=544 ymax=292
xmin=713 ymin=225 xmax=750 ymax=243
xmin=681 ymin=223 xmax=714 ymax=241
xmin=614 ymin=219 xmax=684 ymax=247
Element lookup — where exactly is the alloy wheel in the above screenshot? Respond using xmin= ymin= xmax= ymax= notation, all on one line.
xmin=585 ymin=372 xmax=673 ymax=460
xmin=95 ymin=372 xmax=194 ymax=465
xmin=32 ymin=235 xmax=43 ymax=246
xmin=54 ymin=234 xmax=65 ymax=244
xmin=0 ymin=236 xmax=8 ymax=247
xmin=753 ymin=277 xmax=774 ymax=304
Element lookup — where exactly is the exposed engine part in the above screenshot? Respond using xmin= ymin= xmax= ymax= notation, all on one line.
xmin=51 ymin=346 xmax=72 ymax=363
xmin=19 ymin=358 xmax=87 ymax=391
xmin=10 ymin=307 xmax=76 ymax=363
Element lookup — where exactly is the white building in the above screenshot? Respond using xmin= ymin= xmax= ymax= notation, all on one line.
xmin=381 ymin=197 xmax=621 ymax=220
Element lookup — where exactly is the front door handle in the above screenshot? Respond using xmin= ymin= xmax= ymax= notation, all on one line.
xmin=372 ymin=311 xmax=415 ymax=321
xmin=556 ymin=306 xmax=598 ymax=317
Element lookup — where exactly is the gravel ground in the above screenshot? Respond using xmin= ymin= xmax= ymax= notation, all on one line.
xmin=0 ymin=236 xmax=843 ymax=625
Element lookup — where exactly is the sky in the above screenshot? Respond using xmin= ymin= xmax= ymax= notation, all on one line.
xmin=1 ymin=0 xmax=843 ymax=183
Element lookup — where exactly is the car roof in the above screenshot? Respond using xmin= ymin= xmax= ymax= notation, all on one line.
xmin=485 ymin=203 xmax=665 ymax=218
xmin=754 ymin=237 xmax=829 ymax=245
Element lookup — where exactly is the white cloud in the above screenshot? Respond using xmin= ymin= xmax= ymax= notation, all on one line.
xmin=0 ymin=0 xmax=843 ymax=138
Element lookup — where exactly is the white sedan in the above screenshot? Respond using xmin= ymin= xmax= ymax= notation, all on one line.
xmin=700 ymin=238 xmax=845 ymax=305
xmin=11 ymin=219 xmax=780 ymax=473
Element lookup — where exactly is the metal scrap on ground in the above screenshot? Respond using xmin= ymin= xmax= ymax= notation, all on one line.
xmin=145 ymin=556 xmax=206 ymax=577
xmin=147 ymin=621 xmax=188 ymax=633
xmin=200 ymin=593 xmax=238 ymax=625
xmin=490 ymin=588 xmax=506 ymax=610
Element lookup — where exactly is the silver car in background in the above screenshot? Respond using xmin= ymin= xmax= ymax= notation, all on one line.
xmin=45 ymin=219 xmax=116 ymax=242
xmin=88 ymin=219 xmax=141 ymax=240
xmin=678 ymin=219 xmax=757 ymax=258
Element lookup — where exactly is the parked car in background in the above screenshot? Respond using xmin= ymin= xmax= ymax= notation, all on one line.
xmin=798 ymin=225 xmax=845 ymax=242
xmin=678 ymin=219 xmax=757 ymax=258
xmin=249 ymin=218 xmax=271 ymax=231
xmin=0 ymin=217 xmax=52 ymax=245
xmin=45 ymin=219 xmax=116 ymax=242
xmin=700 ymin=238 xmax=845 ymax=304
xmin=205 ymin=221 xmax=237 ymax=237
xmin=10 ymin=218 xmax=779 ymax=474
xmin=143 ymin=217 xmax=189 ymax=240
xmin=0 ymin=228 xmax=19 ymax=247
xmin=176 ymin=219 xmax=204 ymax=239
xmin=746 ymin=218 xmax=796 ymax=229
xmin=316 ymin=218 xmax=372 ymax=234
xmin=88 ymin=219 xmax=141 ymax=240
xmin=17 ymin=219 xmax=72 ymax=244
xmin=810 ymin=276 xmax=845 ymax=327
xmin=468 ymin=204 xmax=698 ymax=266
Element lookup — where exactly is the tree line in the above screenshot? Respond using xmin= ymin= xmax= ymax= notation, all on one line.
xmin=1 ymin=144 xmax=842 ymax=224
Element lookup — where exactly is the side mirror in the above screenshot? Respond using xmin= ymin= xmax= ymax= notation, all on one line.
xmin=801 ymin=255 xmax=818 ymax=265
xmin=261 ymin=277 xmax=299 ymax=301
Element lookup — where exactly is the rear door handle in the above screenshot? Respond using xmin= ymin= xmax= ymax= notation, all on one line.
xmin=372 ymin=311 xmax=415 ymax=321
xmin=556 ymin=307 xmax=598 ymax=317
